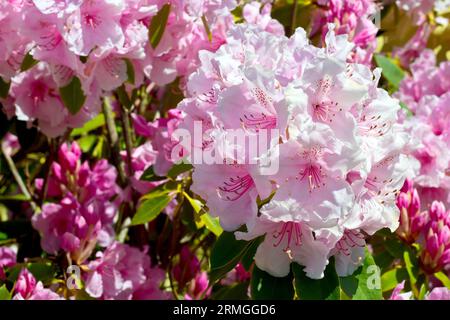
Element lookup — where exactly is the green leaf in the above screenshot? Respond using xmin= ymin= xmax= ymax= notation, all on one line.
xmin=209 ymin=231 xmax=257 ymax=283
xmin=381 ymin=268 xmax=408 ymax=292
xmin=418 ymin=283 xmax=427 ymax=300
xmin=0 ymin=77 xmax=11 ymax=99
xmin=140 ymin=166 xmax=167 ymax=182
xmin=399 ymin=102 xmax=413 ymax=117
xmin=71 ymin=114 xmax=106 ymax=136
xmin=20 ymin=52 xmax=38 ymax=72
xmin=211 ymin=282 xmax=250 ymax=300
xmin=435 ymin=272 xmax=450 ymax=289
xmin=0 ymin=194 xmax=31 ymax=202
xmin=148 ymin=4 xmax=171 ymax=49
xmin=59 ymin=76 xmax=86 ymax=115
xmin=183 ymin=192 xmax=221 ymax=237
xmin=0 ymin=285 xmax=11 ymax=300
xmin=130 ymin=194 xmax=172 ymax=226
xmin=340 ymin=248 xmax=383 ymax=300
xmin=374 ymin=54 xmax=405 ymax=88
xmin=0 ymin=232 xmax=7 ymax=240
xmin=403 ymin=250 xmax=418 ymax=286
xmin=241 ymin=238 xmax=261 ymax=271
xmin=116 ymin=85 xmax=132 ymax=109
xmin=167 ymin=162 xmax=193 ymax=180
xmin=200 ymin=213 xmax=222 ymax=237
xmin=7 ymin=262 xmax=56 ymax=285
xmin=292 ymin=258 xmax=340 ymax=300
xmin=124 ymin=58 xmax=135 ymax=85
xmin=77 ymin=135 xmax=97 ymax=153
xmin=251 ymin=266 xmax=294 ymax=300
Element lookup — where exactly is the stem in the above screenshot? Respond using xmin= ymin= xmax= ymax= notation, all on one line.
xmin=120 ymin=107 xmax=134 ymax=177
xmin=102 ymin=97 xmax=127 ymax=187
xmin=1 ymin=145 xmax=37 ymax=212
xmin=291 ymin=0 xmax=299 ymax=36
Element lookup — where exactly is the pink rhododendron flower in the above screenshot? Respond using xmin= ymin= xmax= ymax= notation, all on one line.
xmin=13 ymin=269 xmax=62 ymax=300
xmin=390 ymin=281 xmax=450 ymax=300
xmin=84 ymin=242 xmax=168 ymax=300
xmin=311 ymin=0 xmax=378 ymax=65
xmin=0 ymin=246 xmax=16 ymax=280
xmin=179 ymin=23 xmax=414 ymax=279
xmin=393 ymin=24 xmax=433 ymax=69
xmin=396 ymin=51 xmax=450 ymax=204
xmin=132 ymin=110 xmax=184 ymax=176
xmin=172 ymin=245 xmax=201 ymax=289
xmin=242 ymin=1 xmax=284 ymax=36
xmin=1 ymin=132 xmax=20 ymax=157
xmin=32 ymin=142 xmax=119 ymax=263
xmin=184 ymin=271 xmax=211 ymax=300
xmin=389 ymin=281 xmax=414 ymax=300
xmin=426 ymin=287 xmax=450 ymax=300
xmin=221 ymin=262 xmax=251 ymax=286
xmin=7 ymin=63 xmax=100 ymax=137
xmin=396 ymin=0 xmax=450 ymax=24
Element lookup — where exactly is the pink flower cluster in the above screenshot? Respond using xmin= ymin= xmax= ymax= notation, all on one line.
xmin=0 ymin=246 xmax=16 ymax=280
xmin=32 ymin=142 xmax=119 ymax=264
xmin=397 ymin=179 xmax=450 ymax=274
xmin=84 ymin=242 xmax=167 ymax=300
xmin=396 ymin=0 xmax=450 ymax=24
xmin=177 ymin=23 xmax=414 ymax=279
xmin=0 ymin=0 xmax=284 ymax=137
xmin=13 ymin=269 xmax=62 ymax=300
xmin=311 ymin=0 xmax=379 ymax=65
xmin=396 ymin=50 xmax=450 ymax=205
xmin=390 ymin=280 xmax=450 ymax=300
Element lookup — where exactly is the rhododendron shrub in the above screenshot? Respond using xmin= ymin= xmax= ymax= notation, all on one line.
xmin=0 ymin=0 xmax=449 ymax=301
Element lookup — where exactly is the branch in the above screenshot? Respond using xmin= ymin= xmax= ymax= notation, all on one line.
xmin=102 ymin=97 xmax=127 ymax=187
xmin=1 ymin=145 xmax=38 ymax=212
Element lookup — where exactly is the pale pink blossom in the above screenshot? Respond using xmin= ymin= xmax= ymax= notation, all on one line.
xmin=179 ymin=23 xmax=414 ymax=278
xmin=84 ymin=242 xmax=168 ymax=300
xmin=0 ymin=246 xmax=16 ymax=280
xmin=13 ymin=269 xmax=63 ymax=300
xmin=311 ymin=0 xmax=378 ymax=65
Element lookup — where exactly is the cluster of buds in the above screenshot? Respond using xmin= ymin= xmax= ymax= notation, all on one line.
xmin=396 ymin=179 xmax=428 ymax=243
xmin=421 ymin=202 xmax=450 ymax=274
xmin=396 ymin=179 xmax=450 ymax=274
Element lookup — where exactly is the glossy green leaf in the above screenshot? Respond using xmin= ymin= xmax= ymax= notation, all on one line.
xmin=403 ymin=250 xmax=418 ymax=286
xmin=130 ymin=194 xmax=172 ymax=225
xmin=0 ymin=285 xmax=11 ymax=300
xmin=77 ymin=135 xmax=97 ymax=153
xmin=251 ymin=266 xmax=294 ymax=300
xmin=124 ymin=58 xmax=135 ymax=85
xmin=71 ymin=114 xmax=106 ymax=136
xmin=381 ymin=268 xmax=408 ymax=292
xmin=59 ymin=76 xmax=86 ymax=115
xmin=293 ymin=258 xmax=340 ymax=300
xmin=0 ymin=77 xmax=10 ymax=99
xmin=374 ymin=54 xmax=405 ymax=88
xmin=167 ymin=162 xmax=193 ymax=180
xmin=209 ymin=231 xmax=257 ymax=283
xmin=435 ymin=272 xmax=450 ymax=289
xmin=148 ymin=4 xmax=171 ymax=49
xmin=20 ymin=52 xmax=38 ymax=72
xmin=340 ymin=248 xmax=383 ymax=300
xmin=140 ymin=166 xmax=166 ymax=182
